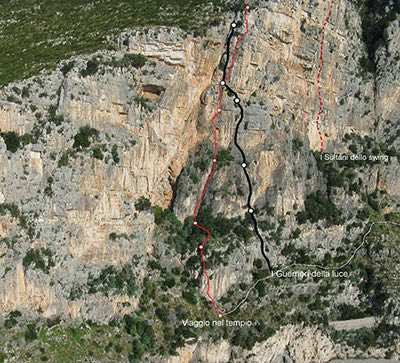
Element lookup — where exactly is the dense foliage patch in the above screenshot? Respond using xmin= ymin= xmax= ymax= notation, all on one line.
xmin=73 ymin=126 xmax=99 ymax=149
xmin=296 ymin=191 xmax=342 ymax=225
xmin=0 ymin=131 xmax=32 ymax=153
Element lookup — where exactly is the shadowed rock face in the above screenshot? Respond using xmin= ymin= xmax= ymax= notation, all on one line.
xmin=143 ymin=84 xmax=166 ymax=101
xmin=0 ymin=0 xmax=399 ymax=361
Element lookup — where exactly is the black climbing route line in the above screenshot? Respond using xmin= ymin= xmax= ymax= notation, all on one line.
xmin=231 ymin=91 xmax=273 ymax=273
xmin=221 ymin=30 xmax=273 ymax=273
xmin=193 ymin=2 xmax=272 ymax=316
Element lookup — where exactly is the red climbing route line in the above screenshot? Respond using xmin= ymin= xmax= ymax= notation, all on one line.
xmin=227 ymin=3 xmax=249 ymax=81
xmin=192 ymin=1 xmax=250 ymax=317
xmin=192 ymin=84 xmax=224 ymax=316
xmin=192 ymin=90 xmax=223 ymax=220
xmin=315 ymin=0 xmax=334 ymax=152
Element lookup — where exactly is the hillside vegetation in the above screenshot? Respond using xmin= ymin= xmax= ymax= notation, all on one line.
xmin=0 ymin=0 xmax=227 ymax=86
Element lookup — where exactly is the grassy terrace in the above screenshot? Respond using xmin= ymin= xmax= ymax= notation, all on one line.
xmin=0 ymin=0 xmax=227 ymax=86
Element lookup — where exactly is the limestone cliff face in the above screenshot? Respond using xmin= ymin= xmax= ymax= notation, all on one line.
xmin=173 ymin=0 xmax=400 ymax=303
xmin=175 ymin=0 xmax=376 ymax=222
xmin=0 ymin=0 xmax=399 ymax=361
xmin=159 ymin=326 xmax=336 ymax=363
xmin=0 ymin=26 xmax=224 ymax=319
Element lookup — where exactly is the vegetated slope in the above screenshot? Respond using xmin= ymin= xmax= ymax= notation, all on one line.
xmin=0 ymin=0 xmax=227 ymax=86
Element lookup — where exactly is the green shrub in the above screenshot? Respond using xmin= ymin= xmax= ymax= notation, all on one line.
xmin=292 ymin=138 xmax=303 ymax=152
xmin=0 ymin=131 xmax=21 ymax=152
xmin=0 ymin=203 xmax=34 ymax=237
xmin=73 ymin=126 xmax=99 ymax=149
xmin=230 ymin=322 xmax=274 ymax=350
xmin=193 ymin=143 xmax=211 ymax=171
xmin=11 ymin=86 xmax=20 ymax=95
xmin=60 ymin=61 xmax=75 ymax=76
xmin=19 ymin=133 xmax=33 ymax=145
xmin=337 ymin=303 xmax=367 ymax=320
xmin=111 ymin=144 xmax=120 ymax=163
xmin=108 ymin=232 xmax=128 ymax=241
xmin=182 ymin=288 xmax=197 ymax=305
xmin=296 ymin=191 xmax=342 ymax=225
xmin=58 ymin=150 xmax=75 ymax=167
xmin=124 ymin=315 xmax=154 ymax=360
xmin=24 ymin=323 xmax=38 ymax=342
xmin=91 ymin=146 xmax=104 ymax=160
xmin=121 ymin=53 xmax=147 ymax=69
xmin=87 ymin=264 xmax=138 ymax=297
xmin=314 ymin=152 xmax=346 ymax=188
xmin=134 ymin=96 xmax=152 ymax=111
xmin=155 ymin=306 xmax=169 ymax=322
xmin=107 ymin=54 xmax=148 ymax=69
xmin=23 ymin=248 xmax=54 ymax=273
xmin=80 ymin=58 xmax=100 ymax=77
xmin=44 ymin=176 xmax=54 ymax=197
xmin=189 ymin=169 xmax=200 ymax=184
xmin=154 ymin=205 xmax=251 ymax=257
xmin=162 ymin=276 xmax=175 ymax=289
xmin=135 ymin=196 xmax=151 ymax=211
xmin=21 ymin=86 xmax=30 ymax=98
xmin=4 ymin=310 xmax=22 ymax=329
xmin=153 ymin=206 xmax=179 ymax=226
xmin=253 ymin=258 xmax=263 ymax=269
xmin=331 ymin=328 xmax=377 ymax=351
xmin=233 ymin=223 xmax=252 ymax=242
xmin=290 ymin=228 xmax=301 ymax=239
xmin=6 ymin=94 xmax=21 ymax=104
xmin=48 ymin=104 xmax=65 ymax=125
xmin=218 ymin=149 xmax=234 ymax=167
xmin=0 ymin=237 xmax=17 ymax=248
xmin=147 ymin=260 xmax=162 ymax=270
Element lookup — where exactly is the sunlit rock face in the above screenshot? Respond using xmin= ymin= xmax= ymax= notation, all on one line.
xmin=0 ymin=0 xmax=399 ymax=360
